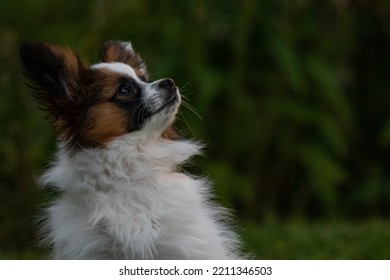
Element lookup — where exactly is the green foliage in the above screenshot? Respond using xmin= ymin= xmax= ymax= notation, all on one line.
xmin=242 ymin=219 xmax=390 ymax=259
xmin=1 ymin=0 xmax=390 ymax=257
xmin=3 ymin=220 xmax=390 ymax=260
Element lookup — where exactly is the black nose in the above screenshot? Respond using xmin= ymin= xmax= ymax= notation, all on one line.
xmin=158 ymin=79 xmax=176 ymax=90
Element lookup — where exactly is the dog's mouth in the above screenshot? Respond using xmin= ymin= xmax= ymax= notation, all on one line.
xmin=153 ymin=90 xmax=180 ymax=115
xmin=129 ymin=79 xmax=181 ymax=132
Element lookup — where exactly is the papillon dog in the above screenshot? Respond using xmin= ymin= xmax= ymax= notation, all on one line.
xmin=20 ymin=41 xmax=242 ymax=259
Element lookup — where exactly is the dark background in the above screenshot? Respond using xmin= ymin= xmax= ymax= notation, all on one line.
xmin=1 ymin=0 xmax=390 ymax=259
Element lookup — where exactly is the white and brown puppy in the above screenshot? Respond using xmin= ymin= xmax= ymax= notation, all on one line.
xmin=20 ymin=41 xmax=242 ymax=259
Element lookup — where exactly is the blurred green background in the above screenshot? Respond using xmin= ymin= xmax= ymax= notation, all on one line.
xmin=1 ymin=0 xmax=390 ymax=259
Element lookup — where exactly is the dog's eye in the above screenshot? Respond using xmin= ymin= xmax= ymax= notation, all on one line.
xmin=118 ymin=84 xmax=134 ymax=94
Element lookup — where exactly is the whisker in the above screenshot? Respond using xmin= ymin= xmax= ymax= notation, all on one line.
xmin=131 ymin=103 xmax=144 ymax=128
xmin=148 ymin=70 xmax=171 ymax=79
xmin=178 ymin=110 xmax=196 ymax=138
xmin=172 ymin=123 xmax=184 ymax=136
xmin=180 ymin=91 xmax=196 ymax=102
xmin=145 ymin=51 xmax=160 ymax=70
xmin=139 ymin=107 xmax=147 ymax=128
xmin=179 ymin=79 xmax=193 ymax=91
xmin=181 ymin=100 xmax=203 ymax=121
xmin=181 ymin=91 xmax=196 ymax=96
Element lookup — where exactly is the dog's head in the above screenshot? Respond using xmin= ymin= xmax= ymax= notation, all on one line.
xmin=20 ymin=41 xmax=180 ymax=149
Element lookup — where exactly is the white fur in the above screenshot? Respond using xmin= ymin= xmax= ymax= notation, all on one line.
xmin=91 ymin=62 xmax=141 ymax=82
xmin=39 ymin=133 xmax=241 ymax=259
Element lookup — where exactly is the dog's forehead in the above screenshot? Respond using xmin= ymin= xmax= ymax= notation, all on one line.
xmin=91 ymin=62 xmax=140 ymax=81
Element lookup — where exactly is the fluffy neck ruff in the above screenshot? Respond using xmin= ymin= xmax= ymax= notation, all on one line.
xmin=38 ymin=133 xmax=241 ymax=260
xmin=40 ymin=134 xmax=202 ymax=191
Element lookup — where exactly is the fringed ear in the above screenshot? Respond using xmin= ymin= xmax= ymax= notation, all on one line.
xmin=100 ymin=41 xmax=148 ymax=80
xmin=20 ymin=41 xmax=89 ymax=137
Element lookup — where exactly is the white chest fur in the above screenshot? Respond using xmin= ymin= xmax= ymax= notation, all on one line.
xmin=39 ymin=134 xmax=240 ymax=259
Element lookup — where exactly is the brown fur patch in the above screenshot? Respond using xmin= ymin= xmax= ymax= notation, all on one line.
xmin=162 ymin=126 xmax=178 ymax=140
xmin=84 ymin=103 xmax=128 ymax=146
xmin=88 ymin=69 xmax=121 ymax=100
